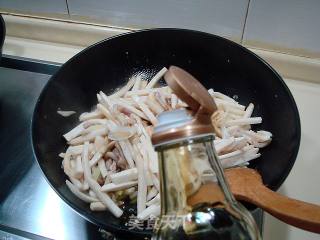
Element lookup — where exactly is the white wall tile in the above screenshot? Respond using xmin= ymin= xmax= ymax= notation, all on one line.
xmin=0 ymin=0 xmax=67 ymax=14
xmin=244 ymin=0 xmax=320 ymax=58
xmin=68 ymin=0 xmax=249 ymax=42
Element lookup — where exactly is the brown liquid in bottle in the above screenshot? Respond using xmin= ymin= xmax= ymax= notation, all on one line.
xmin=154 ymin=204 xmax=252 ymax=240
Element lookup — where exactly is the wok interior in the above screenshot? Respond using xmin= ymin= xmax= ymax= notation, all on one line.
xmin=32 ymin=29 xmax=300 ymax=237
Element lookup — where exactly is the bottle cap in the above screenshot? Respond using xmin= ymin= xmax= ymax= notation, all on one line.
xmin=152 ymin=66 xmax=217 ymax=146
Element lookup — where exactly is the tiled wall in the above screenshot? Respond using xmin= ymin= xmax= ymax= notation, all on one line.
xmin=66 ymin=0 xmax=248 ymax=42
xmin=243 ymin=0 xmax=320 ymax=58
xmin=0 ymin=0 xmax=67 ymax=15
xmin=1 ymin=0 xmax=320 ymax=58
xmin=0 ymin=0 xmax=249 ymax=43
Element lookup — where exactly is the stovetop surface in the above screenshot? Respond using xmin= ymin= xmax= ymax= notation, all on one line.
xmin=0 ymin=56 xmax=263 ymax=240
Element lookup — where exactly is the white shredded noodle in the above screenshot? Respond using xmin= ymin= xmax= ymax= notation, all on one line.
xmin=60 ymin=67 xmax=272 ymax=219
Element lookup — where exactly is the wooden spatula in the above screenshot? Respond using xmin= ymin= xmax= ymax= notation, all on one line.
xmin=188 ymin=168 xmax=320 ymax=233
xmin=226 ymin=168 xmax=320 ymax=233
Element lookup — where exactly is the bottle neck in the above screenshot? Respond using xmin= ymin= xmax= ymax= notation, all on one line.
xmin=204 ymin=140 xmax=237 ymax=204
xmin=156 ymin=135 xmax=235 ymax=215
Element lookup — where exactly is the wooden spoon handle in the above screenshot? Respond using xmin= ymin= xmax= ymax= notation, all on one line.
xmin=235 ymin=185 xmax=320 ymax=233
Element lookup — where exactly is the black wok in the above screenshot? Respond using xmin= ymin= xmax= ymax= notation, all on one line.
xmin=32 ymin=29 xmax=300 ymax=238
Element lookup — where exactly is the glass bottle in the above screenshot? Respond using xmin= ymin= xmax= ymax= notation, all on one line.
xmin=151 ymin=66 xmax=261 ymax=240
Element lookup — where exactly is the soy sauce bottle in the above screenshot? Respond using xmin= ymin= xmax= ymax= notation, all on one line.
xmin=151 ymin=66 xmax=261 ymax=240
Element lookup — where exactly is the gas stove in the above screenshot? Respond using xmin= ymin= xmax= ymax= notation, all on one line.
xmin=0 ymin=55 xmax=263 ymax=240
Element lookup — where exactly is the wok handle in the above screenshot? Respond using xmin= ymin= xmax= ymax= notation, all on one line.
xmin=235 ymin=185 xmax=320 ymax=234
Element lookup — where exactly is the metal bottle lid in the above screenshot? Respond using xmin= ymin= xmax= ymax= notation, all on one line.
xmin=152 ymin=66 xmax=217 ymax=146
